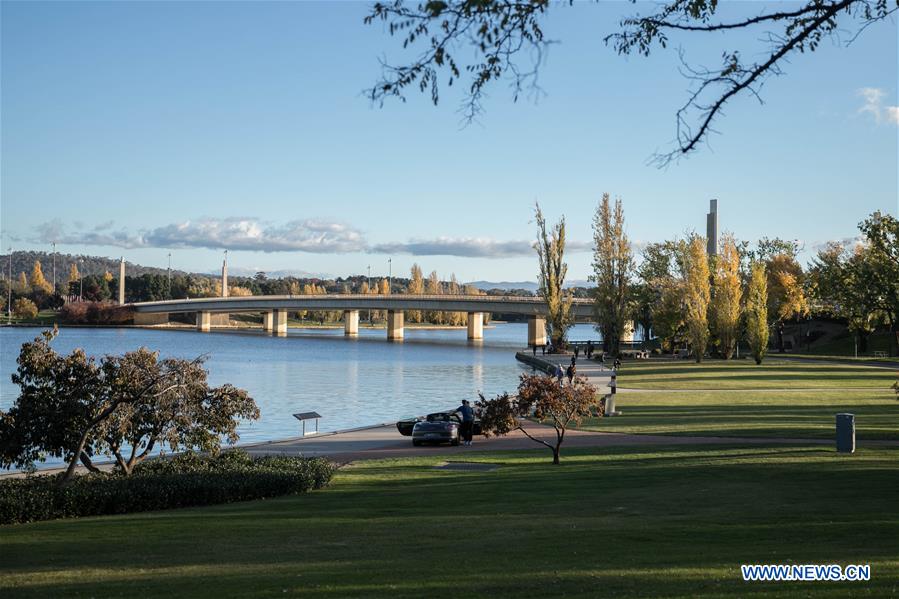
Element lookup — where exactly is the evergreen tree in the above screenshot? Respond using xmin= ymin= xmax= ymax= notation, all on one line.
xmin=745 ymin=262 xmax=770 ymax=365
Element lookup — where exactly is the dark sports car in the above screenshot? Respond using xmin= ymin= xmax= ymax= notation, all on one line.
xmin=396 ymin=410 xmax=482 ymax=446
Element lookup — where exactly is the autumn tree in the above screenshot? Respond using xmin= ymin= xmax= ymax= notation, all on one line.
xmin=745 ymin=262 xmax=770 ymax=365
xmin=710 ymin=234 xmax=742 ymax=359
xmin=636 ymin=241 xmax=685 ymax=352
xmin=16 ymin=272 xmax=29 ymax=294
xmin=406 ymin=263 xmax=424 ymax=323
xmin=0 ymin=330 xmax=258 ymax=483
xmin=591 ymin=194 xmax=634 ymax=355
xmin=12 ymin=298 xmax=38 ymax=319
xmin=682 ymin=236 xmax=711 ymax=362
xmin=425 ymin=270 xmax=444 ymax=324
xmin=68 ymin=263 xmax=80 ymax=283
xmin=30 ymin=260 xmax=53 ymax=295
xmin=858 ymin=211 xmax=899 ymax=354
xmin=365 ymin=0 xmax=896 ymax=163
xmin=476 ymin=373 xmax=598 ymax=465
xmin=765 ymin=253 xmax=809 ymax=352
xmin=535 ymin=204 xmax=573 ymax=350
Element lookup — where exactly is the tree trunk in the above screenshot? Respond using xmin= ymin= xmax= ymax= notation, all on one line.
xmin=552 ymin=446 xmax=560 ymax=465
xmin=859 ymin=331 xmax=869 ymax=354
xmin=776 ymin=321 xmax=785 ymax=353
xmin=61 ymin=429 xmax=94 ymax=484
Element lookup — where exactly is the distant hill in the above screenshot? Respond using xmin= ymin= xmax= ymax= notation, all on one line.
xmin=0 ymin=251 xmax=188 ymax=282
xmin=466 ymin=280 xmax=594 ymax=293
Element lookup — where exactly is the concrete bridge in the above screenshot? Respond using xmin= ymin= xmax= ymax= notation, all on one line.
xmin=130 ymin=294 xmax=595 ymax=345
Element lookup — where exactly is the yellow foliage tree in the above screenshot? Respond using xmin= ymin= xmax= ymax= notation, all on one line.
xmin=682 ymin=236 xmax=711 ymax=362
xmin=30 ymin=261 xmax=53 ymax=294
xmin=68 ymin=263 xmax=80 ymax=283
xmin=17 ymin=272 xmax=29 ymax=294
xmin=406 ymin=264 xmax=424 ymax=323
xmin=710 ymin=234 xmax=742 ymax=359
xmin=745 ymin=262 xmax=770 ymax=364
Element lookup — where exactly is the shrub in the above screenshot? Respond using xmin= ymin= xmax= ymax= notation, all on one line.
xmin=0 ymin=450 xmax=335 ymax=525
xmin=12 ymin=298 xmax=38 ymax=319
xmin=58 ymin=301 xmax=133 ymax=324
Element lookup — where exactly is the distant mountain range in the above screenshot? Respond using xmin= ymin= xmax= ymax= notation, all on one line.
xmin=466 ymin=280 xmax=594 ymax=292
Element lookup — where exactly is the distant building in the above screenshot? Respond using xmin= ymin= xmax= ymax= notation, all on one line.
xmin=706 ymin=199 xmax=718 ymax=257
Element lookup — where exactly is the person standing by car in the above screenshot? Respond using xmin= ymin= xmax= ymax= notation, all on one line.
xmin=456 ymin=399 xmax=475 ymax=446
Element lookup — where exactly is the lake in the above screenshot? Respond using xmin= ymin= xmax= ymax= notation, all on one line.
xmin=0 ymin=323 xmax=601 ymax=468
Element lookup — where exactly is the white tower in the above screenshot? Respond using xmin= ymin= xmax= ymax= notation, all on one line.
xmin=706 ymin=199 xmax=719 ymax=257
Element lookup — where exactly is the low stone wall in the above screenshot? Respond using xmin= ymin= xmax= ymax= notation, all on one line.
xmin=515 ymin=352 xmax=557 ymax=375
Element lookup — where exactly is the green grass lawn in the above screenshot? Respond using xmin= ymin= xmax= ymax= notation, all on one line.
xmin=583 ymin=389 xmax=898 ymax=440
xmin=616 ymin=359 xmax=897 ymax=390
xmin=582 ymin=360 xmax=899 ymax=440
xmin=2 ymin=445 xmax=897 ymax=598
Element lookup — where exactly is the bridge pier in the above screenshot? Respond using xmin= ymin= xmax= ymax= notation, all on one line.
xmin=528 ymin=316 xmax=546 ymax=347
xmin=344 ymin=310 xmax=359 ymax=336
xmin=262 ymin=311 xmax=273 ymax=332
xmin=273 ymin=309 xmax=288 ymax=336
xmin=387 ymin=310 xmax=404 ymax=341
xmin=197 ymin=311 xmax=211 ymax=332
xmin=467 ymin=312 xmax=484 ymax=340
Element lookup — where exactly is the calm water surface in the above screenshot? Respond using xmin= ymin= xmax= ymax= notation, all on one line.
xmin=1 ymin=323 xmax=600 ymax=468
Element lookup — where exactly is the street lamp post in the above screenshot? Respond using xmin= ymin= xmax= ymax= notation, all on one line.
xmin=167 ymin=253 xmax=172 ymax=299
xmin=52 ymin=242 xmax=57 ymax=292
xmin=79 ymin=258 xmax=84 ymax=302
xmin=367 ymin=265 xmax=371 ymax=323
xmin=388 ymin=258 xmax=392 ymax=294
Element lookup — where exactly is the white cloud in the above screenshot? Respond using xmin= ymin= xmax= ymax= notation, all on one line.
xmin=857 ymin=87 xmax=899 ymax=125
xmin=31 ymin=218 xmax=592 ymax=259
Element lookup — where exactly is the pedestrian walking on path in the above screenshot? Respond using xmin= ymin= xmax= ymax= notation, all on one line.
xmin=566 ymin=363 xmax=575 ymax=385
xmin=555 ymin=363 xmax=564 ymax=386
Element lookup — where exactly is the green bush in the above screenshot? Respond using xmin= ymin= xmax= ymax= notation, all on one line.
xmin=0 ymin=451 xmax=335 ymax=525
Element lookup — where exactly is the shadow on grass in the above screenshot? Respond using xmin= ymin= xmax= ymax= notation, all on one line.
xmin=2 ymin=445 xmax=897 ymax=598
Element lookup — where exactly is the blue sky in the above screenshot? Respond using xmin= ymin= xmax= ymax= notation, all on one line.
xmin=1 ymin=1 xmax=897 ymax=282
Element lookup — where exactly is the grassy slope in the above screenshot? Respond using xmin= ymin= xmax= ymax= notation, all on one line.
xmin=615 ymin=360 xmax=897 ymax=390
xmin=580 ymin=360 xmax=898 ymax=440
xmin=2 ymin=445 xmax=897 ymax=598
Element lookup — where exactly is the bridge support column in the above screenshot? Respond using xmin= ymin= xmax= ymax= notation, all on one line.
xmin=344 ymin=310 xmax=359 ymax=336
xmin=273 ymin=309 xmax=288 ymax=336
xmin=262 ymin=311 xmax=273 ymax=332
xmin=387 ymin=310 xmax=404 ymax=341
xmin=528 ymin=316 xmax=546 ymax=348
xmin=467 ymin=312 xmax=484 ymax=340
xmin=197 ymin=311 xmax=211 ymax=332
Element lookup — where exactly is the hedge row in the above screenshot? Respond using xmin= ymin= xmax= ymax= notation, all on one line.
xmin=0 ymin=451 xmax=335 ymax=525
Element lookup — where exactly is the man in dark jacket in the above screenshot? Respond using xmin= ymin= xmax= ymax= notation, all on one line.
xmin=456 ymin=399 xmax=475 ymax=446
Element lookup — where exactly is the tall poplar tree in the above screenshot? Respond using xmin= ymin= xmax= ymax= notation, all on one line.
xmin=30 ymin=260 xmax=53 ymax=295
xmin=710 ymin=234 xmax=742 ymax=359
xmin=68 ymin=263 xmax=80 ymax=283
xmin=591 ymin=194 xmax=634 ymax=355
xmin=535 ymin=204 xmax=572 ymax=350
xmin=425 ymin=271 xmax=443 ymax=324
xmin=745 ymin=262 xmax=770 ymax=365
xmin=406 ymin=264 xmax=424 ymax=323
xmin=683 ymin=236 xmax=711 ymax=362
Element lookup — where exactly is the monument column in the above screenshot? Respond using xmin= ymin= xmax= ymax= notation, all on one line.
xmin=118 ymin=257 xmax=125 ymax=304
xmin=221 ymin=251 xmax=229 ymax=298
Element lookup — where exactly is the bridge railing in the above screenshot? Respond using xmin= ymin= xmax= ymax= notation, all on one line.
xmin=131 ymin=293 xmax=594 ymax=307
